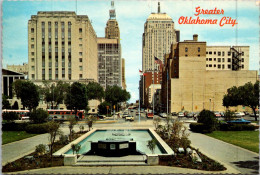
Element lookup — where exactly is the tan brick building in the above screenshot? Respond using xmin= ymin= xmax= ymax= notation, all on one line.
xmin=7 ymin=63 xmax=28 ymax=75
xmin=28 ymin=11 xmax=98 ymax=82
xmin=161 ymin=35 xmax=258 ymax=113
xmin=206 ymin=46 xmax=249 ymax=71
xmin=122 ymin=58 xmax=126 ymax=89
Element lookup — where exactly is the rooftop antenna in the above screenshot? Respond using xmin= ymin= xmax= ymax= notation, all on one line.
xmin=158 ymin=2 xmax=160 ymax=13
xmin=109 ymin=1 xmax=116 ymax=19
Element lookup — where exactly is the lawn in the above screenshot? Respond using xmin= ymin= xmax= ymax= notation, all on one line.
xmin=2 ymin=131 xmax=37 ymax=145
xmin=206 ymin=131 xmax=259 ymax=153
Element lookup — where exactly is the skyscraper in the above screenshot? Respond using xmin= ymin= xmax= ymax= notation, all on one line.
xmin=28 ymin=11 xmax=98 ymax=82
xmin=97 ymin=1 xmax=122 ymax=89
xmin=142 ymin=2 xmax=179 ymax=72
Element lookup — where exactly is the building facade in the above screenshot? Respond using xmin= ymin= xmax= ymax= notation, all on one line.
xmin=142 ymin=2 xmax=179 ymax=72
xmin=97 ymin=38 xmax=121 ymax=89
xmin=28 ymin=11 xmax=98 ymax=82
xmin=161 ymin=35 xmax=258 ymax=113
xmin=206 ymin=46 xmax=249 ymax=71
xmin=122 ymin=58 xmax=126 ymax=89
xmin=7 ymin=63 xmax=29 ymax=76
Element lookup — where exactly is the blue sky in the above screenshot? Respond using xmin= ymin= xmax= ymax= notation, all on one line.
xmin=2 ymin=0 xmax=259 ymax=103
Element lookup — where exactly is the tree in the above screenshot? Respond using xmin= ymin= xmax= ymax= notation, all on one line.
xmin=13 ymin=80 xmax=40 ymax=112
xmin=41 ymin=81 xmax=69 ymax=109
xmin=12 ymin=101 xmax=19 ymax=110
xmin=86 ymin=82 xmax=104 ymax=101
xmin=65 ymin=82 xmax=88 ymax=117
xmin=105 ymin=85 xmax=131 ymax=111
xmin=68 ymin=116 xmax=78 ymax=141
xmin=30 ymin=108 xmax=49 ymax=124
xmin=85 ymin=115 xmax=96 ymax=131
xmin=223 ymin=81 xmax=259 ymax=121
xmin=47 ymin=121 xmax=62 ymax=164
xmin=98 ymin=101 xmax=111 ymax=115
xmin=2 ymin=94 xmax=11 ymax=109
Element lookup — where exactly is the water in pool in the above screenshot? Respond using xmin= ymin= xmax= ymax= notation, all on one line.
xmin=65 ymin=130 xmax=166 ymax=154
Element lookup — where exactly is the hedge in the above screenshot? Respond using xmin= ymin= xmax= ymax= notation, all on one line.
xmin=25 ymin=123 xmax=49 ymax=134
xmin=189 ymin=123 xmax=214 ymax=133
xmin=2 ymin=122 xmax=29 ymax=131
xmin=218 ymin=123 xmax=255 ymax=131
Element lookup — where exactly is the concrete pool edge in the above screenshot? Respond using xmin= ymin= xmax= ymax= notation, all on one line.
xmin=53 ymin=128 xmax=174 ymax=157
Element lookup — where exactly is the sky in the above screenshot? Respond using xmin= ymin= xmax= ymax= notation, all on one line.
xmin=2 ymin=0 xmax=259 ymax=103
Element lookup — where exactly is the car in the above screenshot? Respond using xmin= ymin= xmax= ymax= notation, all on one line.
xmin=214 ymin=112 xmax=221 ymax=118
xmin=234 ymin=112 xmax=245 ymax=118
xmin=125 ymin=115 xmax=134 ymax=121
xmin=186 ymin=113 xmax=194 ymax=118
xmin=146 ymin=112 xmax=154 ymax=118
xmin=227 ymin=118 xmax=251 ymax=124
xmin=171 ymin=112 xmax=177 ymax=116
xmin=178 ymin=112 xmax=185 ymax=117
xmin=97 ymin=114 xmax=106 ymax=120
xmin=122 ymin=112 xmax=128 ymax=118
xmin=159 ymin=113 xmax=167 ymax=118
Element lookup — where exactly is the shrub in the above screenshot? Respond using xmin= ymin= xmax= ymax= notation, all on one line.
xmin=79 ymin=124 xmax=85 ymax=133
xmin=35 ymin=144 xmax=47 ymax=156
xmin=30 ymin=108 xmax=49 ymax=124
xmin=71 ymin=144 xmax=81 ymax=155
xmin=2 ymin=122 xmax=29 ymax=131
xmin=197 ymin=110 xmax=217 ymax=132
xmin=59 ymin=134 xmax=69 ymax=145
xmin=223 ymin=110 xmax=235 ymax=121
xmin=25 ymin=123 xmax=49 ymax=134
xmin=189 ymin=123 xmax=214 ymax=133
xmin=2 ymin=112 xmax=19 ymax=122
xmin=147 ymin=139 xmax=156 ymax=154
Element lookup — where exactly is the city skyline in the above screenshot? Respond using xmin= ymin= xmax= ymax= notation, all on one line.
xmin=2 ymin=0 xmax=259 ymax=103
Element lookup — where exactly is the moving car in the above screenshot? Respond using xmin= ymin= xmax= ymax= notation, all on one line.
xmin=125 ymin=115 xmax=134 ymax=121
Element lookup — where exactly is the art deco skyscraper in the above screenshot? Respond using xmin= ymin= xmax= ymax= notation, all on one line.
xmin=28 ymin=11 xmax=98 ymax=82
xmin=142 ymin=2 xmax=179 ymax=72
xmin=97 ymin=1 xmax=122 ymax=89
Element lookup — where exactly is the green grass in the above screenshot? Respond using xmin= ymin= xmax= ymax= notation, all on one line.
xmin=2 ymin=131 xmax=37 ymax=145
xmin=206 ymin=131 xmax=259 ymax=153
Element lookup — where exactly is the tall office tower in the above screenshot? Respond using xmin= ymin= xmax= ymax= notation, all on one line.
xmin=28 ymin=11 xmax=98 ymax=82
xmin=97 ymin=1 xmax=122 ymax=89
xmin=105 ymin=1 xmax=120 ymax=40
xmin=142 ymin=2 xmax=179 ymax=72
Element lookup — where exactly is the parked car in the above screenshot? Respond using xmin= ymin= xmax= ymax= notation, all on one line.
xmin=178 ymin=112 xmax=185 ymax=117
xmin=97 ymin=114 xmax=106 ymax=120
xmin=171 ymin=112 xmax=177 ymax=116
xmin=125 ymin=115 xmax=134 ymax=121
xmin=186 ymin=113 xmax=194 ymax=118
xmin=146 ymin=112 xmax=154 ymax=118
xmin=214 ymin=112 xmax=221 ymax=118
xmin=234 ymin=112 xmax=245 ymax=118
xmin=122 ymin=112 xmax=128 ymax=118
xmin=159 ymin=113 xmax=167 ymax=118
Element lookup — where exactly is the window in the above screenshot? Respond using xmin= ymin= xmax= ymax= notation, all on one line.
xmin=79 ymin=58 xmax=82 ymax=62
xmin=214 ymin=58 xmax=216 ymax=61
xmin=206 ymin=58 xmax=208 ymax=61
xmin=185 ymin=47 xmax=188 ymax=52
xmin=206 ymin=51 xmax=208 ymax=54
xmin=214 ymin=51 xmax=216 ymax=55
xmin=185 ymin=54 xmax=188 ymax=57
xmin=242 ymin=52 xmax=244 ymax=56
xmin=228 ymin=52 xmax=231 ymax=56
xmin=31 ymin=38 xmax=34 ymax=42
xmin=209 ymin=64 xmax=212 ymax=67
xmin=222 ymin=58 xmax=225 ymax=62
xmin=222 ymin=65 xmax=225 ymax=69
xmin=31 ymin=66 xmax=35 ymax=70
xmin=79 ymin=66 xmax=82 ymax=71
xmin=228 ymin=58 xmax=231 ymax=62
xmin=79 ymin=38 xmax=82 ymax=41
xmin=31 ymin=52 xmax=34 ymax=56
xmin=242 ymin=58 xmax=244 ymax=62
xmin=31 ymin=45 xmax=34 ymax=49
xmin=31 ymin=74 xmax=35 ymax=79
xmin=206 ymin=64 xmax=208 ymax=67
xmin=198 ymin=47 xmax=200 ymax=52
xmin=31 ymin=58 xmax=34 ymax=62
xmin=222 ymin=51 xmax=225 ymax=56
xmin=79 ymin=74 xmax=83 ymax=79
xmin=209 ymin=58 xmax=212 ymax=61
xmin=79 ymin=28 xmax=82 ymax=33
xmin=228 ymin=64 xmax=231 ymax=69
xmin=79 ymin=52 xmax=82 ymax=56
xmin=218 ymin=52 xmax=221 ymax=56
xmin=209 ymin=51 xmax=212 ymax=55
xmin=198 ymin=54 xmax=200 ymax=57
xmin=218 ymin=58 xmax=221 ymax=62
xmin=214 ymin=64 xmax=216 ymax=67
xmin=218 ymin=65 xmax=221 ymax=69
xmin=242 ymin=64 xmax=244 ymax=69
xmin=31 ymin=28 xmax=34 ymax=33
xmin=79 ymin=44 xmax=82 ymax=47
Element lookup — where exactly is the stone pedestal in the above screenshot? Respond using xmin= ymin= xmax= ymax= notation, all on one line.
xmin=146 ymin=154 xmax=159 ymax=165
xmin=64 ymin=154 xmax=77 ymax=165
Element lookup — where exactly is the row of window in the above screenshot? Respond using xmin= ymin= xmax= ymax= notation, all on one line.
xmin=185 ymin=47 xmax=201 ymax=52
xmin=207 ymin=51 xmax=245 ymax=56
xmin=206 ymin=64 xmax=244 ymax=69
xmin=206 ymin=58 xmax=245 ymax=62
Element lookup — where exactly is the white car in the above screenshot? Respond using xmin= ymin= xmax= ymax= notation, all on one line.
xmin=125 ymin=115 xmax=134 ymax=121
xmin=178 ymin=112 xmax=185 ymax=117
xmin=235 ymin=112 xmax=245 ymax=118
xmin=159 ymin=113 xmax=167 ymax=118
